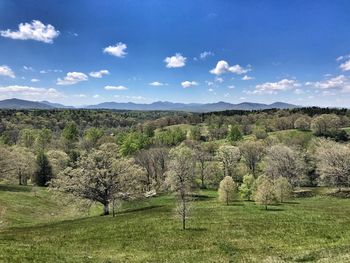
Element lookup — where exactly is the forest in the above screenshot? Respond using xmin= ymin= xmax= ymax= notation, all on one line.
xmin=1 ymin=107 xmax=350 ymax=262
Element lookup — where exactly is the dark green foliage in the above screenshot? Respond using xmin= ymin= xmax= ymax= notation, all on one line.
xmin=227 ymin=125 xmax=243 ymax=142
xmin=33 ymin=152 xmax=53 ymax=186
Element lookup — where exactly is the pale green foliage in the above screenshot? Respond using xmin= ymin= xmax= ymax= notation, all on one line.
xmin=264 ymin=144 xmax=304 ymax=186
xmin=51 ymin=143 xmax=145 ymax=215
xmin=314 ymin=139 xmax=350 ymax=189
xmin=253 ymin=176 xmax=276 ymax=210
xmin=239 ymin=140 xmax=264 ymax=175
xmin=19 ymin=129 xmax=37 ymax=148
xmin=35 ymin=128 xmax=52 ymax=151
xmin=216 ymin=145 xmax=241 ymax=178
xmin=9 ymin=146 xmax=35 ymax=185
xmin=218 ymin=176 xmax=236 ymax=205
xmin=294 ymin=116 xmax=311 ymax=131
xmin=239 ymin=174 xmax=255 ymax=200
xmin=274 ymin=176 xmax=293 ymax=202
xmin=166 ymin=145 xmax=195 ymax=229
xmin=311 ymin=114 xmax=340 ymax=136
xmin=46 ymin=150 xmax=69 ymax=178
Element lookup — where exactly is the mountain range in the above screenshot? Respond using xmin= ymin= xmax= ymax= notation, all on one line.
xmin=0 ymin=98 xmax=298 ymax=112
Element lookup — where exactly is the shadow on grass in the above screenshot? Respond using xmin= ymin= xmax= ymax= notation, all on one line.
xmin=119 ymin=205 xmax=165 ymax=214
xmin=227 ymin=202 xmax=244 ymax=207
xmin=0 ymin=184 xmax=32 ymax=192
xmin=191 ymin=194 xmax=215 ymax=201
xmin=283 ymin=201 xmax=300 ymax=205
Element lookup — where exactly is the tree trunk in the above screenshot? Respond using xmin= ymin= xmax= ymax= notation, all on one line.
xmin=265 ymin=205 xmax=267 ymax=210
xmin=182 ymin=199 xmax=186 ymax=230
xmin=18 ymin=174 xmax=22 ymax=185
xmin=103 ymin=202 xmax=110 ymax=215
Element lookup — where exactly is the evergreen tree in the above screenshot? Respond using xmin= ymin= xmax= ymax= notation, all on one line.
xmin=33 ymin=151 xmax=53 ymax=186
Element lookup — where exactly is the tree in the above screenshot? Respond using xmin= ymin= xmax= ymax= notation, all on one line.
xmin=189 ymin=126 xmax=201 ymax=141
xmin=227 ymin=125 xmax=243 ymax=142
xmin=274 ymin=177 xmax=292 ymax=203
xmin=166 ymin=146 xmax=195 ymax=230
xmin=195 ymin=146 xmax=211 ymax=188
xmin=11 ymin=146 xmax=35 ymax=185
xmin=253 ymin=126 xmax=268 ymax=140
xmin=315 ymin=140 xmax=350 ymax=190
xmin=83 ymin=127 xmax=104 ymax=150
xmin=52 ymin=143 xmax=145 ymax=215
xmin=294 ymin=116 xmax=311 ymax=131
xmin=239 ymin=174 xmax=255 ymax=201
xmin=239 ymin=140 xmax=264 ymax=175
xmin=311 ymin=114 xmax=340 ymax=136
xmin=33 ymin=151 xmax=53 ymax=186
xmin=35 ymin=128 xmax=52 ymax=151
xmin=46 ymin=150 xmax=69 ymax=178
xmin=216 ymin=145 xmax=241 ymax=179
xmin=61 ymin=122 xmax=79 ymax=151
xmin=264 ymin=144 xmax=304 ymax=186
xmin=218 ymin=176 xmax=236 ymax=205
xmin=253 ymin=176 xmax=276 ymax=210
xmin=19 ymin=129 xmax=36 ymax=148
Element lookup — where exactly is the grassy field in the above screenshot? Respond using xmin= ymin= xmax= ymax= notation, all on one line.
xmin=1 ymin=185 xmax=350 ymax=262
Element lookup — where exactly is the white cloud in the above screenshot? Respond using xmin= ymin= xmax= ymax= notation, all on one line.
xmin=205 ymin=81 xmax=214 ymax=86
xmin=57 ymin=72 xmax=88 ymax=85
xmin=228 ymin=85 xmax=235 ymax=89
xmin=208 ymin=88 xmax=214 ymax=92
xmin=1 ymin=20 xmax=59 ymax=43
xmin=253 ymin=79 xmax=300 ymax=94
xmin=307 ymin=75 xmax=350 ymax=92
xmin=340 ymin=60 xmax=350 ymax=71
xmin=224 ymin=93 xmax=230 ymax=97
xmin=0 ymin=65 xmax=15 ymax=78
xmin=89 ymin=70 xmax=109 ymax=78
xmin=103 ymin=42 xmax=127 ymax=57
xmin=23 ymin=66 xmax=34 ymax=71
xmin=242 ymin=75 xmax=254 ymax=80
xmin=40 ymin=69 xmax=62 ymax=74
xmin=0 ymin=85 xmax=63 ymax=100
xmin=181 ymin=81 xmax=198 ymax=88
xmin=104 ymin=85 xmax=128 ymax=90
xmin=31 ymin=78 xmax=40 ymax=82
xmin=93 ymin=94 xmax=100 ymax=98
xmin=199 ymin=51 xmax=214 ymax=60
xmin=149 ymin=81 xmax=166 ymax=86
xmin=215 ymin=77 xmax=224 ymax=83
xmin=294 ymin=88 xmax=304 ymax=95
xmin=164 ymin=53 xmax=187 ymax=68
xmin=210 ymin=60 xmax=251 ymax=75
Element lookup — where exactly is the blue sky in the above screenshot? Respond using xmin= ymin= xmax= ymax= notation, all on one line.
xmin=0 ymin=0 xmax=350 ymax=106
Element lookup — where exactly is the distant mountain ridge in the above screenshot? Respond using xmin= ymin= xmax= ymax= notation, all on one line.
xmin=0 ymin=98 xmax=298 ymax=112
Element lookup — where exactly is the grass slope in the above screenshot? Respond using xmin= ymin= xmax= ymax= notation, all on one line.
xmin=1 ymin=186 xmax=350 ymax=262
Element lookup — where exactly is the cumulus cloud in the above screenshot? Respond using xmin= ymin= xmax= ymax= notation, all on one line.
xmin=0 ymin=65 xmax=15 ymax=78
xmin=181 ymin=81 xmax=198 ymax=88
xmin=93 ymin=94 xmax=100 ymax=99
xmin=104 ymin=85 xmax=128 ymax=90
xmin=89 ymin=70 xmax=109 ymax=78
xmin=149 ymin=81 xmax=166 ymax=86
xmin=252 ymin=79 xmax=300 ymax=94
xmin=103 ymin=42 xmax=127 ymax=57
xmin=57 ymin=72 xmax=88 ymax=85
xmin=210 ymin=60 xmax=251 ymax=75
xmin=307 ymin=75 xmax=350 ymax=92
xmin=228 ymin=85 xmax=235 ymax=89
xmin=215 ymin=77 xmax=224 ymax=83
xmin=31 ymin=78 xmax=40 ymax=82
xmin=340 ymin=60 xmax=350 ymax=71
xmin=1 ymin=20 xmax=59 ymax=43
xmin=0 ymin=85 xmax=63 ymax=100
xmin=164 ymin=53 xmax=187 ymax=68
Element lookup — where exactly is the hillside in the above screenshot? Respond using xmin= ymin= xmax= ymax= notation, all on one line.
xmin=1 ymin=185 xmax=350 ymax=262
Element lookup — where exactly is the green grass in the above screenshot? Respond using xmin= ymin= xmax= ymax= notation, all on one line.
xmin=1 ymin=185 xmax=350 ymax=262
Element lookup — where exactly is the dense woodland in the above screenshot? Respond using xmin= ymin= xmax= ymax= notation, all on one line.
xmin=1 ymin=107 xmax=350 ymax=228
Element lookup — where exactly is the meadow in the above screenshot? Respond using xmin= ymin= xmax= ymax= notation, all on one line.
xmin=1 ymin=185 xmax=350 ymax=263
